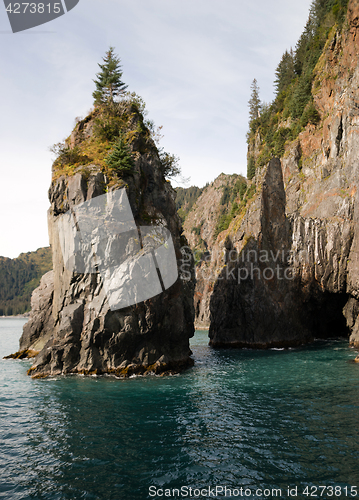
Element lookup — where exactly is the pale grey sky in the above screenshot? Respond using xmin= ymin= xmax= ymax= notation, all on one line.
xmin=0 ymin=0 xmax=312 ymax=258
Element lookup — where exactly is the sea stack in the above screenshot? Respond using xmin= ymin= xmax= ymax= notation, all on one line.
xmin=19 ymin=98 xmax=195 ymax=377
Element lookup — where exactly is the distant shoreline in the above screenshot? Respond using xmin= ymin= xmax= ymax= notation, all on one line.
xmin=0 ymin=314 xmax=30 ymax=319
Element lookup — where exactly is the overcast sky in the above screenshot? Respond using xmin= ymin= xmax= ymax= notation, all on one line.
xmin=0 ymin=0 xmax=312 ymax=258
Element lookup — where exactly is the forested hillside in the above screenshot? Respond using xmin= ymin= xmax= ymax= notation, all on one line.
xmin=207 ymin=0 xmax=359 ymax=347
xmin=247 ymin=0 xmax=349 ymax=178
xmin=175 ymin=186 xmax=206 ymax=221
xmin=0 ymin=247 xmax=52 ymax=315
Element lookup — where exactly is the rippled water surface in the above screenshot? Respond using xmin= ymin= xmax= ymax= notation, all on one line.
xmin=1 ymin=318 xmax=359 ymax=499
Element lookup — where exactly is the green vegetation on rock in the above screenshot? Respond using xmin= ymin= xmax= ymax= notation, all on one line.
xmin=176 ymin=186 xmax=206 ymax=222
xmin=50 ymin=48 xmax=182 ymax=187
xmin=213 ymin=177 xmax=252 ymax=239
xmin=92 ymin=47 xmax=128 ymax=106
xmin=105 ymin=136 xmax=134 ymax=174
xmin=0 ymin=247 xmax=52 ymax=316
xmin=247 ymin=0 xmax=349 ymax=177
xmin=248 ymin=79 xmax=261 ymax=124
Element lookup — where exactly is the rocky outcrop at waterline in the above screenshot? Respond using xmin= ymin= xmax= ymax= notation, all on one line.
xmin=9 ymin=100 xmax=195 ymax=378
xmin=208 ymin=0 xmax=359 ymax=348
xmin=209 ymin=158 xmax=353 ymax=347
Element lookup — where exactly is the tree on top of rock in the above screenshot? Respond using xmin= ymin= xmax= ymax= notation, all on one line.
xmin=92 ymin=47 xmax=128 ymax=106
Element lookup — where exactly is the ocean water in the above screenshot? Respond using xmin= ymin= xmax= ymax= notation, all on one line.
xmin=1 ymin=319 xmax=359 ymax=500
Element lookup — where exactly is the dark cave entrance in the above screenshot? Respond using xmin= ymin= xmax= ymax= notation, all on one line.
xmin=306 ymin=291 xmax=350 ymax=340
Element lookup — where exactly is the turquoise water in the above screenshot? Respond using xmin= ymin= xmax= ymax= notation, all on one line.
xmin=1 ymin=319 xmax=359 ymax=500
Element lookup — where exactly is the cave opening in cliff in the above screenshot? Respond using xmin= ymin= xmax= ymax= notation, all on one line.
xmin=307 ymin=291 xmax=350 ymax=340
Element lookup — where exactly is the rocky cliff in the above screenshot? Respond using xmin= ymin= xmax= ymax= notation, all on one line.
xmin=14 ymin=99 xmax=195 ymax=377
xmin=209 ymin=0 xmax=359 ymax=348
xmin=180 ymin=173 xmax=247 ymax=328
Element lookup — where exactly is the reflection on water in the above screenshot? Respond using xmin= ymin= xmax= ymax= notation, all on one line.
xmin=1 ymin=319 xmax=359 ymax=500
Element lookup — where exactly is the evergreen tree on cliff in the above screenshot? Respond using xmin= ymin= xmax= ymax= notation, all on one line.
xmin=274 ymin=49 xmax=295 ymax=96
xmin=93 ymin=47 xmax=128 ymax=106
xmin=248 ymin=78 xmax=261 ymax=123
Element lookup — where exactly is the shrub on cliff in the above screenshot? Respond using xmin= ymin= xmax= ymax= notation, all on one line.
xmin=158 ymin=149 xmax=181 ymax=179
xmin=237 ymin=180 xmax=247 ymax=200
xmin=273 ymin=128 xmax=292 ymax=157
xmin=93 ymin=109 xmax=124 ymax=142
xmin=50 ymin=142 xmax=90 ymax=168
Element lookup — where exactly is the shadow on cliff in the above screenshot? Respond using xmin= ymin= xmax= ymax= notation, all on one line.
xmin=209 ymin=158 xmax=351 ymax=348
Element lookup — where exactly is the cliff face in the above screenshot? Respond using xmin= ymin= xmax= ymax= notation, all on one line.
xmin=19 ymin=101 xmax=195 ymax=378
xmin=209 ymin=0 xmax=359 ymax=348
xmin=183 ymin=174 xmax=240 ymax=250
xmin=181 ymin=173 xmax=246 ymax=328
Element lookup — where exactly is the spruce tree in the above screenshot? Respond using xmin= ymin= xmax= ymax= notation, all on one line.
xmin=274 ymin=50 xmax=295 ymax=96
xmin=105 ymin=137 xmax=134 ymax=174
xmin=247 ymin=156 xmax=256 ymax=180
xmin=93 ymin=47 xmax=128 ymax=106
xmin=248 ymin=79 xmax=261 ymax=123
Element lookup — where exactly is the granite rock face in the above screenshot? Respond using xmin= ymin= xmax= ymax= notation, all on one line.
xmin=19 ymin=104 xmax=195 ymax=378
xmin=209 ymin=1 xmax=359 ymax=348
